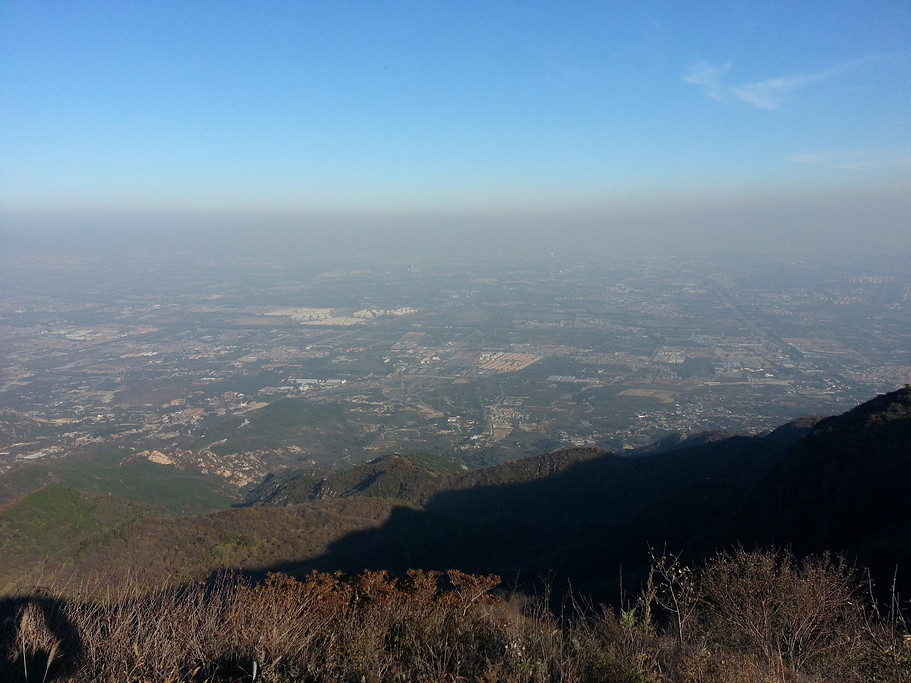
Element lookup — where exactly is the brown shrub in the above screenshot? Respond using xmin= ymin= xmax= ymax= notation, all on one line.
xmin=698 ymin=549 xmax=866 ymax=679
xmin=1 ymin=550 xmax=905 ymax=682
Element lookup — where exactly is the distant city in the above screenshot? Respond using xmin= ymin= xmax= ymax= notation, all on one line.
xmin=1 ymin=252 xmax=908 ymax=488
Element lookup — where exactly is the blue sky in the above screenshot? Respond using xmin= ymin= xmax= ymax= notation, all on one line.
xmin=1 ymin=1 xmax=909 ymax=256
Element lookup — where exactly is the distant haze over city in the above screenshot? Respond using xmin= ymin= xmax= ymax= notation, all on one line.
xmin=3 ymin=181 xmax=910 ymax=261
xmin=2 ymin=2 xmax=909 ymax=259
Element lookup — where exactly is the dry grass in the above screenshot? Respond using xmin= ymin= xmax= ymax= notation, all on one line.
xmin=1 ymin=549 xmax=908 ymax=682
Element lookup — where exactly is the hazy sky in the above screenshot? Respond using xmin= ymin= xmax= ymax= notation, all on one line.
xmin=1 ymin=1 xmax=909 ymax=257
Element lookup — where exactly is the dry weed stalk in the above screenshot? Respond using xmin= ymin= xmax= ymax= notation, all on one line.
xmin=0 ymin=549 xmax=906 ymax=682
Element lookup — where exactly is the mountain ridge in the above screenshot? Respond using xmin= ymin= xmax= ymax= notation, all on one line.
xmin=0 ymin=387 xmax=908 ymax=603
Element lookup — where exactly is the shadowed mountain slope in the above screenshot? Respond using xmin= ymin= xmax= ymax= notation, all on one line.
xmin=245 ymin=424 xmax=810 ymax=600
xmin=2 ymin=389 xmax=908 ymax=606
xmin=728 ymin=385 xmax=911 ymax=593
xmin=247 ymin=390 xmax=910 ymax=599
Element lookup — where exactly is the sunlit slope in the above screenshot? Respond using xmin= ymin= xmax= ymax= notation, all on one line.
xmin=0 ymin=453 xmax=237 ymax=515
xmin=0 ymin=485 xmax=147 ymax=592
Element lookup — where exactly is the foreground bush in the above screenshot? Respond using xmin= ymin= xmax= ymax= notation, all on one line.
xmin=644 ymin=548 xmax=910 ymax=681
xmin=1 ymin=569 xmax=635 ymax=682
xmin=1 ymin=549 xmax=908 ymax=681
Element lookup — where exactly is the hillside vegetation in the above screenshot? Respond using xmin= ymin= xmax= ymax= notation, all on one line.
xmin=1 ymin=548 xmax=908 ymax=682
xmin=0 ymin=486 xmax=147 ymax=594
xmin=1 ymin=388 xmax=910 ymax=679
xmin=243 ymin=451 xmax=463 ymax=507
xmin=3 ymin=388 xmax=910 ymax=605
xmin=0 ymin=452 xmax=236 ymax=515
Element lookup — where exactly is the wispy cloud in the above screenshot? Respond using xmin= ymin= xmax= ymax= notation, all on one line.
xmin=684 ymin=56 xmax=881 ymax=110
xmin=732 ymin=71 xmax=834 ymax=110
xmin=682 ymin=61 xmax=731 ymax=103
